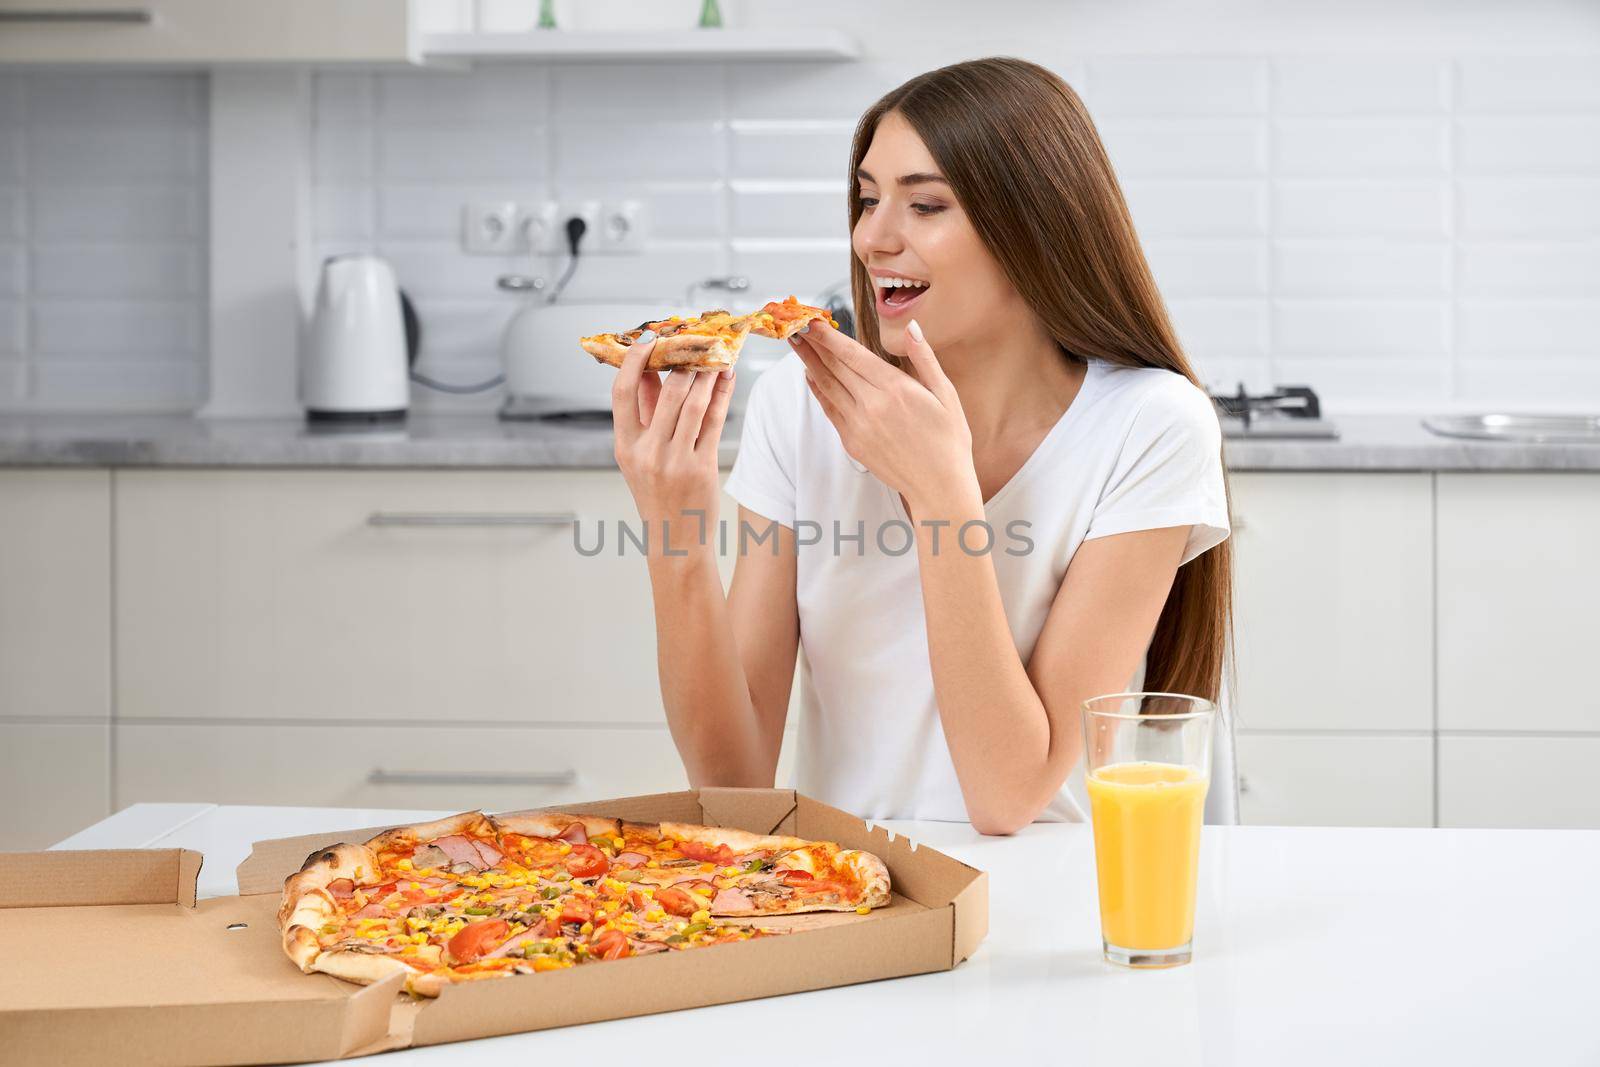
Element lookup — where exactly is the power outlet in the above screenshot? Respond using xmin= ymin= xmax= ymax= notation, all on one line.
xmin=518 ymin=201 xmax=559 ymax=255
xmin=596 ymin=199 xmax=648 ymax=253
xmin=537 ymin=199 xmax=602 ymax=256
xmin=461 ymin=200 xmax=523 ymax=254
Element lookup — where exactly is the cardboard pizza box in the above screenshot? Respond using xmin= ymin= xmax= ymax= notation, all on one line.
xmin=4 ymin=788 xmax=988 ymax=1066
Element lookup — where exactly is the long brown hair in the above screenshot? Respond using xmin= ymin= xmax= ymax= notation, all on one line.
xmin=848 ymin=57 xmax=1233 ymax=702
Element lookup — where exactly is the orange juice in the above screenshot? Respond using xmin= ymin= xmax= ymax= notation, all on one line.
xmin=1086 ymin=761 xmax=1209 ymax=952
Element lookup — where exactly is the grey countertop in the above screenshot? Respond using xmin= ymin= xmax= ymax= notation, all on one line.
xmin=1 ymin=411 xmax=1598 ymax=471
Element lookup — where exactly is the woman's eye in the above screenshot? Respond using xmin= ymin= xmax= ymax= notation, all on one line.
xmin=857 ymin=195 xmax=879 ymax=209
xmin=911 ymin=202 xmax=946 ymax=216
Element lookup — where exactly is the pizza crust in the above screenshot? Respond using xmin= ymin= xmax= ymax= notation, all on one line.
xmin=494 ymin=811 xmax=622 ymax=841
xmin=279 ymin=840 xmax=381 ymax=973
xmin=363 ymin=811 xmax=496 ymax=857
xmin=581 ymin=328 xmax=745 ymax=372
xmin=309 ymin=946 xmax=419 ymax=990
xmin=657 ymin=822 xmax=810 ymax=856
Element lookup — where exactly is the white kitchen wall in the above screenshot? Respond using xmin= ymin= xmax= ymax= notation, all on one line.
xmin=2 ymin=1 xmax=1597 ymax=415
xmin=310 ymin=41 xmax=1600 ymax=413
xmin=0 ymin=72 xmax=209 ymax=412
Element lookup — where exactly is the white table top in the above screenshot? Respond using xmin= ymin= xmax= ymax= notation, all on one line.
xmin=55 ymin=804 xmax=1600 ymax=1067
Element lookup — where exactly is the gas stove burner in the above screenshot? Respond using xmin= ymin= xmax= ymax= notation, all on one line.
xmin=1210 ymin=383 xmax=1338 ymax=439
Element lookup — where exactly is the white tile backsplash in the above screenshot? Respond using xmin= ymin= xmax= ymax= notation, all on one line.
xmin=1275 ymin=242 xmax=1451 ymax=297
xmin=1455 ymin=117 xmax=1600 ymax=174
xmin=730 ymin=182 xmax=845 ymax=239
xmin=1459 ymin=300 xmax=1600 ymax=356
xmin=0 ymin=301 xmax=21 ymax=354
xmin=1272 ymin=58 xmax=1449 ymax=116
xmin=1144 ymin=240 xmax=1270 ymax=298
xmin=1275 ymin=300 xmax=1451 ymax=356
xmin=1457 ymin=243 xmax=1600 ymax=297
xmin=1121 ymin=180 xmax=1269 ymax=237
xmin=1087 ymin=57 xmax=1268 ymax=116
xmin=31 ymin=244 xmax=202 ymax=298
xmin=1456 ymin=56 xmax=1600 ymax=114
xmin=1273 ymin=119 xmax=1449 ymax=176
xmin=1098 ymin=119 xmax=1267 ymax=177
xmin=0 ymin=246 xmax=21 ymax=295
xmin=1274 ymin=181 xmax=1449 ymax=238
xmin=32 ymin=186 xmax=203 ymax=241
xmin=1 ymin=71 xmax=207 ymax=412
xmin=302 ymin=44 xmax=1600 ymax=414
xmin=1457 ymin=178 xmax=1600 ymax=237
xmin=0 ymin=190 xmax=20 ymax=239
xmin=33 ymin=300 xmax=202 ymax=357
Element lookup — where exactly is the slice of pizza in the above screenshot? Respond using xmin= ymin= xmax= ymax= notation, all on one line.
xmin=580 ymin=308 xmax=753 ymax=372
xmin=744 ymin=295 xmax=838 ymax=340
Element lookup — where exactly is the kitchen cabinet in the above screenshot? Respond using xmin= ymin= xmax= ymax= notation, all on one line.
xmin=116 ymin=721 xmax=798 ymax=813
xmin=0 ymin=470 xmax=111 ymax=721
xmin=1438 ymin=736 xmax=1600 ymax=829
xmin=1228 ymin=473 xmax=1434 ymax=826
xmin=1236 ymin=734 xmax=1434 ymax=827
xmin=0 ymin=0 xmax=412 ymax=64
xmin=112 ymin=469 xmax=798 ymax=814
xmin=1436 ymin=473 xmax=1600 ymax=733
xmin=0 ymin=722 xmax=111 ymax=849
xmin=115 ymin=469 xmax=712 ymax=726
xmin=1229 ymin=472 xmax=1434 ymax=733
xmin=0 ymin=470 xmax=111 ymax=849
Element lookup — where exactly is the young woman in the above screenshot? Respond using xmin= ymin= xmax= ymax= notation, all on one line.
xmin=609 ymin=57 xmax=1233 ymax=835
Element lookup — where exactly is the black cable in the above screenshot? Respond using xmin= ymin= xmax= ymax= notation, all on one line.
xmin=411 ymin=217 xmax=587 ymax=395
xmin=545 ymin=215 xmax=587 ymax=305
xmin=409 ymin=369 xmax=505 ymax=394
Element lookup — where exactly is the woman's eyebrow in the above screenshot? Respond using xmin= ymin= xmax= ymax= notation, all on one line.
xmin=854 ymin=168 xmax=949 ymax=187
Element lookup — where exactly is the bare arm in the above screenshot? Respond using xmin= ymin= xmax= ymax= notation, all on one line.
xmin=646 ymin=509 xmax=798 ymax=786
xmin=911 ymin=481 xmax=1190 ymax=833
xmin=791 ymin=320 xmax=1191 ymax=834
xmin=609 ymin=337 xmax=800 ymax=788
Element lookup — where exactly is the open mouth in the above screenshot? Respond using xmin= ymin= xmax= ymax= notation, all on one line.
xmin=874 ymin=275 xmax=930 ymax=316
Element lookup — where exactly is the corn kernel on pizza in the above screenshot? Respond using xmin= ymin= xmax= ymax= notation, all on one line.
xmin=279 ymin=810 xmax=890 ymax=996
xmin=580 ymin=296 xmax=837 ymax=372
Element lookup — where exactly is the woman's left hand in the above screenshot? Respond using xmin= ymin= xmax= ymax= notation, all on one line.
xmin=791 ymin=319 xmax=977 ymax=511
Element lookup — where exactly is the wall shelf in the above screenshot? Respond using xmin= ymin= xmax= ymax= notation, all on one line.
xmin=417 ymin=28 xmax=860 ymax=64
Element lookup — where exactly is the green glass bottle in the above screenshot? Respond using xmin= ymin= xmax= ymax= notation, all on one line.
xmin=537 ymin=0 xmax=556 ymax=30
xmin=698 ymin=0 xmax=723 ymax=29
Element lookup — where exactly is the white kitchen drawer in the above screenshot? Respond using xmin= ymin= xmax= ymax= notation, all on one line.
xmin=0 ymin=722 xmax=110 ymax=849
xmin=116 ymin=723 xmax=691 ymax=813
xmin=1229 ymin=473 xmax=1433 ymax=733
xmin=1437 ymin=474 xmax=1600 ymax=733
xmin=1235 ymin=733 xmax=1434 ymax=827
xmin=116 ymin=469 xmax=709 ymax=725
xmin=1439 ymin=736 xmax=1600 ymax=829
xmin=0 ymin=0 xmax=411 ymax=63
xmin=0 ymin=470 xmax=110 ymax=721
xmin=116 ymin=722 xmax=799 ymax=813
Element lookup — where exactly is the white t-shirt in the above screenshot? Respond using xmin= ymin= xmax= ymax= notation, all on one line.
xmin=722 ymin=353 xmax=1231 ymax=823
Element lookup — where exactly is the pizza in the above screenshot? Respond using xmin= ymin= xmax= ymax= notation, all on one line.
xmin=279 ymin=810 xmax=890 ymax=997
xmin=580 ymin=296 xmax=837 ymax=372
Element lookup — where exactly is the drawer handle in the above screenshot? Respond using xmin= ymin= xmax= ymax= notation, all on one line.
xmin=369 ymin=769 xmax=578 ymax=787
xmin=0 ymin=8 xmax=153 ymax=22
xmin=367 ymin=511 xmax=577 ymax=528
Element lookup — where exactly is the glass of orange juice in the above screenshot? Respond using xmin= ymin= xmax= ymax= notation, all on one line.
xmin=1082 ymin=691 xmax=1215 ymax=969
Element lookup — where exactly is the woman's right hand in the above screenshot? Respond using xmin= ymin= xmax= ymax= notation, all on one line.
xmin=610 ymin=337 xmax=736 ymax=547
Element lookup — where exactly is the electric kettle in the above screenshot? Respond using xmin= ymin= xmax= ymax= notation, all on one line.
xmin=302 ymin=254 xmax=413 ymax=423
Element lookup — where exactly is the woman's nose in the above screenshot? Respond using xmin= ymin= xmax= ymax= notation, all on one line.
xmin=853 ymin=208 xmax=902 ymax=257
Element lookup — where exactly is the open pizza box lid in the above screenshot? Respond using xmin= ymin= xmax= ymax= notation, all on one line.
xmin=3 ymin=789 xmax=988 ymax=1066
